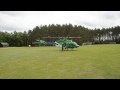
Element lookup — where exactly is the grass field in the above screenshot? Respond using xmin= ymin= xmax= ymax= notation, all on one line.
xmin=0 ymin=44 xmax=120 ymax=79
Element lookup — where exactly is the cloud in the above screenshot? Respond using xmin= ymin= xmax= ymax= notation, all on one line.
xmin=0 ymin=11 xmax=120 ymax=32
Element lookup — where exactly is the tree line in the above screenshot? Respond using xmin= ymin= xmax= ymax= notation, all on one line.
xmin=0 ymin=23 xmax=120 ymax=46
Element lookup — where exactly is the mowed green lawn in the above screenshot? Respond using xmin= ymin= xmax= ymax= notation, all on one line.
xmin=0 ymin=44 xmax=120 ymax=79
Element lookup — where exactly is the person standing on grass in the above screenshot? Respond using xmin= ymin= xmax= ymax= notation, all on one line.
xmin=29 ymin=44 xmax=31 ymax=48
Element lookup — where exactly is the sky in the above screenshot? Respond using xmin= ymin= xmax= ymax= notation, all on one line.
xmin=0 ymin=11 xmax=120 ymax=33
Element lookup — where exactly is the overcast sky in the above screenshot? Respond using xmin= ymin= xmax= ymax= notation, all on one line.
xmin=0 ymin=11 xmax=120 ymax=32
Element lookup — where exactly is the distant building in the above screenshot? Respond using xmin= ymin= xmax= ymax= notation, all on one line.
xmin=32 ymin=42 xmax=39 ymax=46
xmin=0 ymin=42 xmax=9 ymax=47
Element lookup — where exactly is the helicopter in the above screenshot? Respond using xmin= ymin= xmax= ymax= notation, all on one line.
xmin=36 ymin=38 xmax=47 ymax=46
xmin=55 ymin=39 xmax=79 ymax=51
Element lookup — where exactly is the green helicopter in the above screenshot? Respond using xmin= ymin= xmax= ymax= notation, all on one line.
xmin=36 ymin=38 xmax=46 ymax=46
xmin=55 ymin=39 xmax=79 ymax=51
